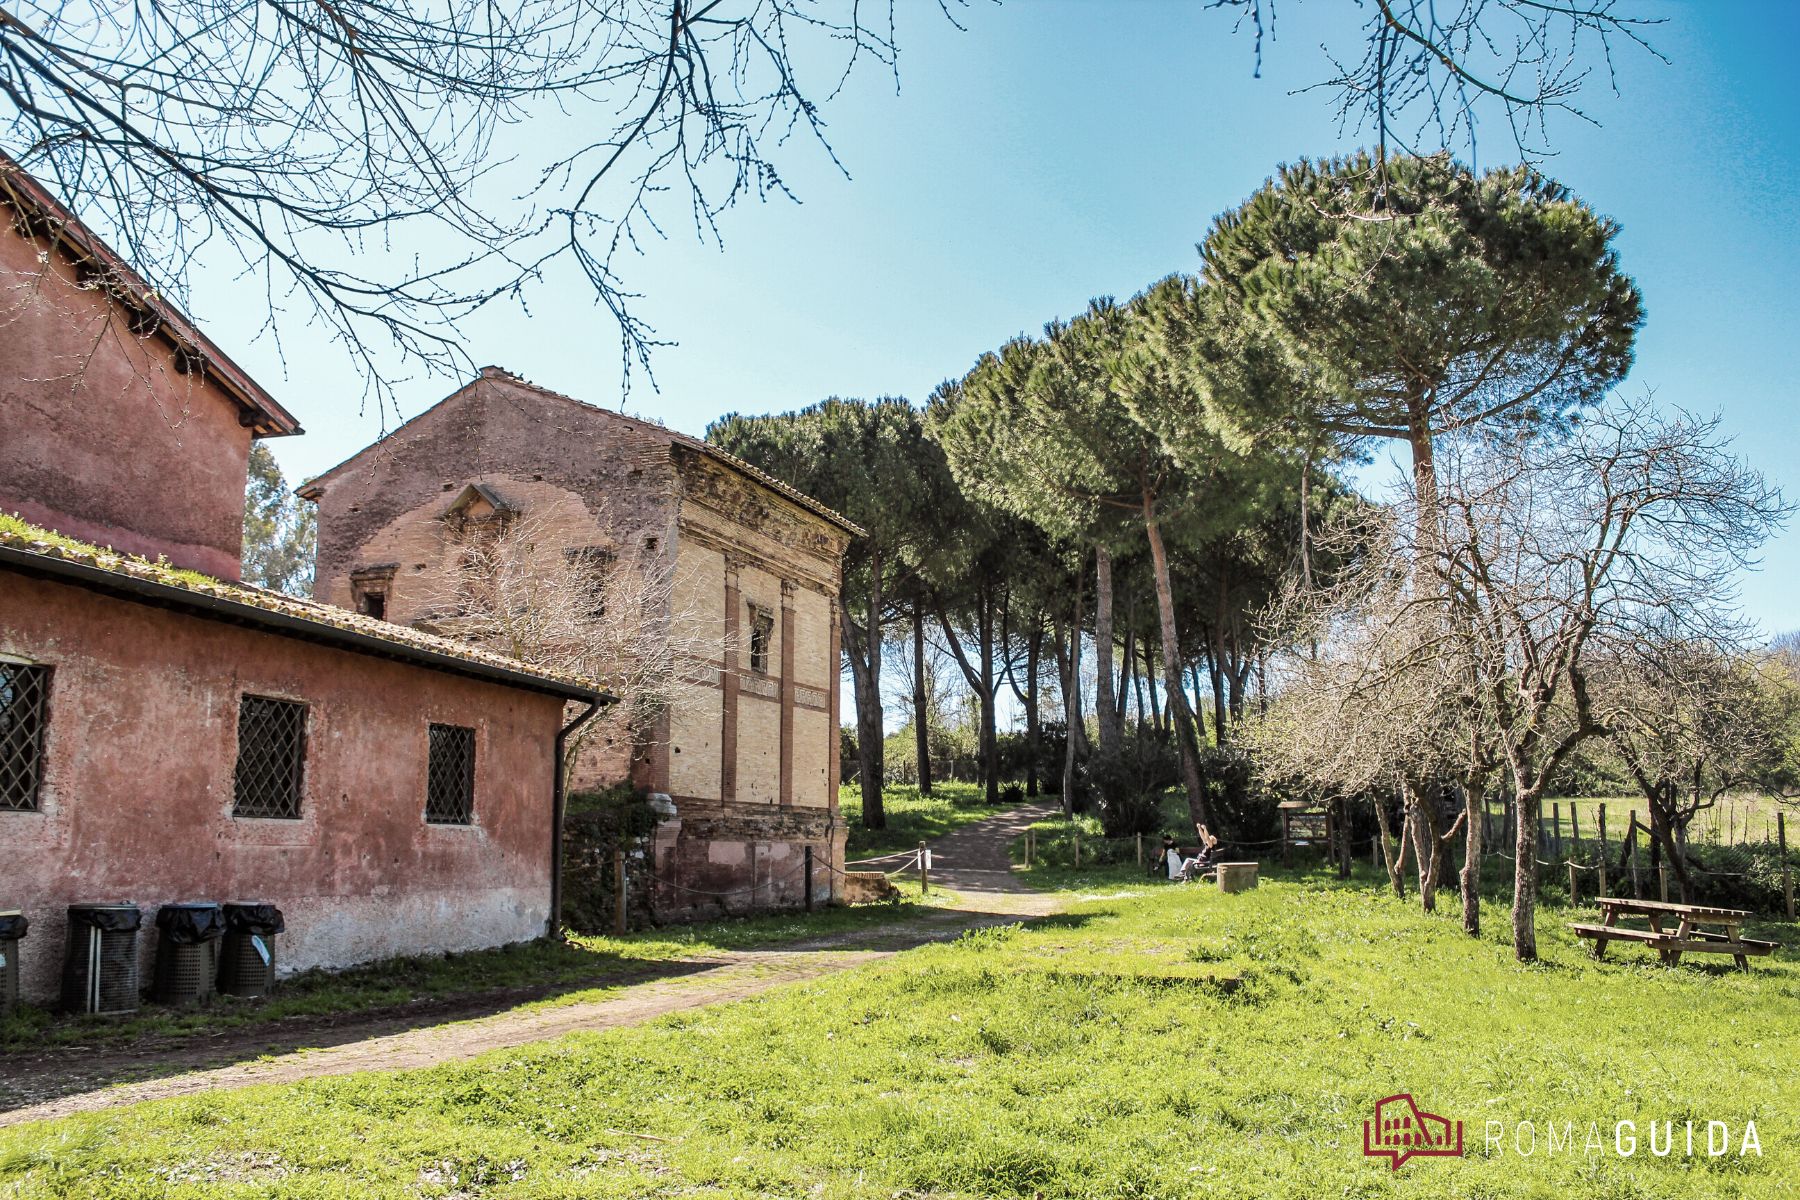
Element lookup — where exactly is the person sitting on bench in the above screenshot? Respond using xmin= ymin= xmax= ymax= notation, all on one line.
xmin=1180 ymin=826 xmax=1222 ymax=880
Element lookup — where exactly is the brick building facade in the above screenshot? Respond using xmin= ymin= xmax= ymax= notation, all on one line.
xmin=300 ymin=369 xmax=861 ymax=916
xmin=0 ymin=156 xmax=606 ymax=1004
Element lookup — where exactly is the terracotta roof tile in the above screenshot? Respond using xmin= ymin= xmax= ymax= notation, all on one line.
xmin=0 ymin=518 xmax=607 ymax=699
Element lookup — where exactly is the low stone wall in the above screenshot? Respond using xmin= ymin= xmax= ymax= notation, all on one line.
xmin=648 ymin=803 xmax=847 ymax=922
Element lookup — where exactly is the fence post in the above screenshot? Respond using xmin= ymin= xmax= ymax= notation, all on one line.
xmin=1552 ymin=803 xmax=1563 ymax=864
xmin=1658 ymin=863 xmax=1669 ymax=903
xmin=804 ymin=845 xmax=815 ymax=913
xmin=1598 ymin=804 xmax=1610 ymax=897
xmin=1568 ymin=861 xmax=1579 ymax=906
xmin=1136 ymin=832 xmax=1144 ymax=867
xmin=1781 ymin=812 xmax=1794 ymax=921
xmin=1570 ymin=805 xmax=1583 ymax=866
xmin=1372 ymin=830 xmax=1381 ymax=869
xmin=1074 ymin=828 xmax=1082 ymax=868
xmin=918 ymin=841 xmax=929 ymax=895
xmin=613 ymin=849 xmax=628 ymax=936
xmin=1629 ymin=811 xmax=1642 ymax=899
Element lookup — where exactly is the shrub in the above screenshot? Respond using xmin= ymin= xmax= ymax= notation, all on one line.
xmin=1000 ymin=782 xmax=1025 ymax=806
xmin=1199 ymin=746 xmax=1281 ymax=847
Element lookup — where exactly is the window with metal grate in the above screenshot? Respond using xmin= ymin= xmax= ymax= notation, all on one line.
xmin=0 ymin=663 xmax=51 ymax=812
xmin=426 ymin=723 xmax=476 ymax=825
xmin=232 ymin=696 xmax=307 ymax=819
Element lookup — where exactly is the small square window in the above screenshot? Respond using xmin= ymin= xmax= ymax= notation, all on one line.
xmin=0 ymin=663 xmax=51 ymax=812
xmin=426 ymin=723 xmax=476 ymax=825
xmin=749 ymin=606 xmax=775 ymax=675
xmin=233 ymin=696 xmax=307 ymax=819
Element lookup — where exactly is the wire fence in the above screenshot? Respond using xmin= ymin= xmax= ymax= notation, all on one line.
xmin=1014 ymin=800 xmax=1799 ymax=918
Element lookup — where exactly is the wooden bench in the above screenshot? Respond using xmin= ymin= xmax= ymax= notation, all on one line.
xmin=1571 ymin=897 xmax=1780 ymax=971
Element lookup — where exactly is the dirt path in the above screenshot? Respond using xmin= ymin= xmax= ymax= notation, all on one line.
xmin=0 ymin=803 xmax=1060 ymax=1127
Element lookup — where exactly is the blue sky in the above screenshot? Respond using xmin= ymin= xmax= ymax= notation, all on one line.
xmin=227 ymin=0 xmax=1798 ymax=637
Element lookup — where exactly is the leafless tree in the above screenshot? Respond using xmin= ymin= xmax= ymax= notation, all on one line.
xmin=1428 ymin=400 xmax=1784 ymax=959
xmin=1252 ymin=397 xmax=1786 ymax=958
xmin=1595 ymin=641 xmax=1800 ymax=899
xmin=2 ymin=1 xmax=1661 ymax=406
xmin=0 ymin=0 xmax=919 ymax=409
xmin=418 ymin=506 xmax=727 ymax=781
xmin=1212 ymin=0 xmax=1664 ymax=161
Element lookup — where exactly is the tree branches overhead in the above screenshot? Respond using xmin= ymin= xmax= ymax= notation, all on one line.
xmin=0 ymin=0 xmax=909 ymax=406
xmin=1214 ymin=0 xmax=1664 ymax=160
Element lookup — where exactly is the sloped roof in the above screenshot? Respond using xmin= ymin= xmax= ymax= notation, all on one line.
xmin=0 ymin=517 xmax=608 ymax=702
xmin=299 ymin=366 xmax=865 ymax=539
xmin=0 ymin=153 xmax=301 ymax=438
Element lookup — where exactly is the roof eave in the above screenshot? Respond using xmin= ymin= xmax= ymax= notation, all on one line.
xmin=0 ymin=544 xmax=611 ymax=704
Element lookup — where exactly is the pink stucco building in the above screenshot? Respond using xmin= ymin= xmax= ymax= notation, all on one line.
xmin=0 ymin=155 xmax=607 ymax=1004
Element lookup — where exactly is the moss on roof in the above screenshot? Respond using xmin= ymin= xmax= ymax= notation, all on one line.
xmin=0 ymin=513 xmax=605 ymax=697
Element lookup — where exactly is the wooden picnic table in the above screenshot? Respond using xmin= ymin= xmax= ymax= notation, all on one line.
xmin=1570 ymin=896 xmax=1779 ymax=971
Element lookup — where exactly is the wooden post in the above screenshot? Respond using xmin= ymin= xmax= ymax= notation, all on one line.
xmin=1372 ymin=829 xmax=1381 ymax=868
xmin=1629 ymin=811 xmax=1642 ymax=899
xmin=804 ymin=845 xmax=815 ymax=913
xmin=1598 ymin=804 xmax=1609 ymax=895
xmin=1568 ymin=861 xmax=1579 ymax=906
xmin=1658 ymin=863 xmax=1669 ymax=903
xmin=613 ymin=849 xmax=628 ymax=936
xmin=1570 ymin=805 xmax=1583 ymax=866
xmin=1552 ymin=803 xmax=1563 ymax=864
xmin=1780 ymin=812 xmax=1794 ymax=921
xmin=1136 ymin=832 xmax=1144 ymax=867
xmin=918 ymin=841 xmax=929 ymax=895
xmin=1074 ymin=828 xmax=1082 ymax=868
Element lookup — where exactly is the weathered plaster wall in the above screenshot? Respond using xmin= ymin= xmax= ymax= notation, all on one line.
xmin=0 ymin=217 xmax=255 ymax=579
xmin=305 ymin=372 xmax=854 ymax=923
xmin=0 ymin=571 xmax=565 ymax=1004
xmin=307 ymin=371 xmax=681 ymax=625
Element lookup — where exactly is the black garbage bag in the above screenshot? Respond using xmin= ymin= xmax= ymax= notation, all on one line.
xmin=0 ymin=912 xmax=26 ymax=940
xmin=68 ymin=904 xmax=142 ymax=933
xmin=222 ymin=903 xmax=285 ymax=936
xmin=154 ymin=903 xmax=225 ymax=945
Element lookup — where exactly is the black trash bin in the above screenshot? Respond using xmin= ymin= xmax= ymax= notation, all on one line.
xmin=0 ymin=911 xmax=26 ymax=1014
xmin=152 ymin=903 xmax=225 ymax=1006
xmin=62 ymin=904 xmax=142 ymax=1015
xmin=218 ymin=903 xmax=284 ymax=998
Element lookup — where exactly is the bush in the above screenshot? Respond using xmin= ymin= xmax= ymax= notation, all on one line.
xmin=1000 ymin=782 xmax=1025 ymax=806
xmin=1199 ymin=746 xmax=1281 ymax=847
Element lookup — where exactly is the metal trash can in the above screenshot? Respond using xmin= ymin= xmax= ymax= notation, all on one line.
xmin=218 ymin=902 xmax=284 ymax=998
xmin=0 ymin=911 xmax=26 ymax=1014
xmin=62 ymin=904 xmax=143 ymax=1015
xmin=152 ymin=903 xmax=225 ymax=1006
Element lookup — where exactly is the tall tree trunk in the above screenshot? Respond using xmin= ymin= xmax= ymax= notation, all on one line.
xmin=1144 ymin=635 xmax=1163 ymax=736
xmin=934 ymin=599 xmax=999 ymax=804
xmin=1055 ymin=562 xmax=1085 ymax=817
xmin=979 ymin=586 xmax=999 ymax=804
xmin=841 ymin=551 xmax=885 ymax=829
xmin=1460 ymin=772 xmax=1487 ymax=936
xmin=1207 ymin=645 xmax=1228 ymax=747
xmin=912 ymin=597 xmax=932 ymax=797
xmin=1119 ymin=624 xmax=1137 ymax=730
xmin=1143 ymin=493 xmax=1209 ymax=833
xmin=1512 ymin=779 xmax=1542 ymax=962
xmin=1026 ymin=622 xmax=1041 ymax=796
xmin=1093 ymin=544 xmax=1120 ymax=756
xmin=1374 ymin=790 xmax=1409 ymax=899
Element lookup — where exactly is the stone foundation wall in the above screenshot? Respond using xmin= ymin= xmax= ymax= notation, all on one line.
xmin=647 ymin=803 xmax=848 ymax=921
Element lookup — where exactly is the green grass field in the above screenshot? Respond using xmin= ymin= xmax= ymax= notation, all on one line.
xmin=3 ymin=867 xmax=1793 ymax=1198
xmin=841 ymin=780 xmax=1021 ymax=861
